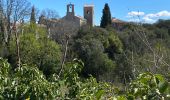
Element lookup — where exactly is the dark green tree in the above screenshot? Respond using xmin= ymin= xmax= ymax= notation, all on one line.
xmin=73 ymin=27 xmax=121 ymax=80
xmin=30 ymin=6 xmax=36 ymax=24
xmin=100 ymin=3 xmax=112 ymax=28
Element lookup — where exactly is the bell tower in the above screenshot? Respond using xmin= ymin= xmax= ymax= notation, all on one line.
xmin=84 ymin=5 xmax=94 ymax=26
xmin=67 ymin=3 xmax=75 ymax=17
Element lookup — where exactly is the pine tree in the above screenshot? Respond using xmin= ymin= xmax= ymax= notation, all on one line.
xmin=30 ymin=6 xmax=36 ymax=24
xmin=100 ymin=3 xmax=112 ymax=28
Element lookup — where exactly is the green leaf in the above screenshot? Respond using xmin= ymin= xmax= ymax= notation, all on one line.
xmin=117 ymin=96 xmax=127 ymax=100
xmin=155 ymin=74 xmax=165 ymax=84
xmin=127 ymin=94 xmax=135 ymax=100
xmin=159 ymin=81 xmax=169 ymax=93
xmin=95 ymin=90 xmax=104 ymax=100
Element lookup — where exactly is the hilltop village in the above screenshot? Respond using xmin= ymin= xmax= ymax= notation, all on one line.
xmin=37 ymin=3 xmax=127 ymax=42
xmin=1 ymin=1 xmax=170 ymax=99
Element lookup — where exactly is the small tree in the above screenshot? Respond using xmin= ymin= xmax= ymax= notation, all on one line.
xmin=100 ymin=3 xmax=112 ymax=28
xmin=9 ymin=24 xmax=62 ymax=77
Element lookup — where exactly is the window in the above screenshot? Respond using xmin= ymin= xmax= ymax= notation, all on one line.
xmin=69 ymin=5 xmax=72 ymax=12
xmin=87 ymin=11 xmax=90 ymax=14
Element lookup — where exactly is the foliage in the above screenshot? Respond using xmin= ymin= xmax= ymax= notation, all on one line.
xmin=2 ymin=2 xmax=170 ymax=99
xmin=105 ymin=27 xmax=123 ymax=60
xmin=116 ymin=22 xmax=170 ymax=81
xmin=0 ymin=57 xmax=115 ymax=99
xmin=1 ymin=57 xmax=170 ymax=100
xmin=100 ymin=3 xmax=112 ymax=28
xmin=127 ymin=72 xmax=170 ymax=100
xmin=30 ymin=6 xmax=36 ymax=24
xmin=0 ymin=57 xmax=60 ymax=99
xmin=0 ymin=58 xmax=11 ymax=99
xmin=155 ymin=19 xmax=170 ymax=29
xmin=73 ymin=27 xmax=122 ymax=80
xmin=9 ymin=24 xmax=61 ymax=77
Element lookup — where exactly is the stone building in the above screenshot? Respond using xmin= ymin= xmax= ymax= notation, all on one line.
xmin=112 ymin=17 xmax=127 ymax=31
xmin=84 ymin=5 xmax=94 ymax=26
xmin=38 ymin=3 xmax=94 ymax=42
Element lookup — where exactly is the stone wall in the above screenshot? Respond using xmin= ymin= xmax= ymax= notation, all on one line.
xmin=38 ymin=14 xmax=86 ymax=43
xmin=38 ymin=3 xmax=91 ymax=43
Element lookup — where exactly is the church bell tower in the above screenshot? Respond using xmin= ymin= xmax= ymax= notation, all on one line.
xmin=66 ymin=3 xmax=75 ymax=17
xmin=84 ymin=5 xmax=94 ymax=26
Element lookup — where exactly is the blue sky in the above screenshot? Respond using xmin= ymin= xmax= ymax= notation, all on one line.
xmin=29 ymin=0 xmax=170 ymax=25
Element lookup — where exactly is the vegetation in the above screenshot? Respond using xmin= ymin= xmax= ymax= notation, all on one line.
xmin=100 ymin=3 xmax=112 ymax=28
xmin=30 ymin=6 xmax=36 ymax=24
xmin=73 ymin=26 xmax=123 ymax=80
xmin=1 ymin=58 xmax=170 ymax=99
xmin=9 ymin=24 xmax=61 ymax=77
xmin=0 ymin=0 xmax=170 ymax=99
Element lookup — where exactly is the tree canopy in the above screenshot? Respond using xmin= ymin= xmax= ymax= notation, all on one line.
xmin=100 ymin=3 xmax=112 ymax=28
xmin=30 ymin=6 xmax=36 ymax=24
xmin=1 ymin=1 xmax=170 ymax=99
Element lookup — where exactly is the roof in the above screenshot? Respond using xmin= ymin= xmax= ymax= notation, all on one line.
xmin=112 ymin=18 xmax=126 ymax=23
xmin=75 ymin=15 xmax=86 ymax=21
xmin=84 ymin=4 xmax=94 ymax=7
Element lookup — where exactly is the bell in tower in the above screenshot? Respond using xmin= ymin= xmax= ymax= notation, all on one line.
xmin=66 ymin=3 xmax=75 ymax=17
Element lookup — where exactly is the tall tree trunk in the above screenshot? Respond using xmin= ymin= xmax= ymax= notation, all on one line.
xmin=13 ymin=22 xmax=21 ymax=68
xmin=58 ymin=35 xmax=69 ymax=78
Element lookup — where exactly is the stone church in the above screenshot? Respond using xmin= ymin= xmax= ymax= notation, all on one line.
xmin=38 ymin=3 xmax=94 ymax=42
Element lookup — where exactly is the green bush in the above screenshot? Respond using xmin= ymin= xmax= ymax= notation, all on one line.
xmin=1 ymin=57 xmax=170 ymax=100
xmin=9 ymin=25 xmax=61 ymax=77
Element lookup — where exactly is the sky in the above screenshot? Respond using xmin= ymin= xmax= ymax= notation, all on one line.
xmin=29 ymin=0 xmax=170 ymax=25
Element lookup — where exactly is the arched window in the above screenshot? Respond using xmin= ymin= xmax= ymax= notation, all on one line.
xmin=69 ymin=5 xmax=72 ymax=12
xmin=87 ymin=10 xmax=90 ymax=14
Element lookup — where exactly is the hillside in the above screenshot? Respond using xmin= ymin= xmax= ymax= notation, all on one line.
xmin=0 ymin=0 xmax=170 ymax=99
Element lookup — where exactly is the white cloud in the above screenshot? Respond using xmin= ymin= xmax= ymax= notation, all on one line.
xmin=128 ymin=18 xmax=141 ymax=22
xmin=143 ymin=10 xmax=170 ymax=23
xmin=127 ymin=10 xmax=170 ymax=23
xmin=145 ymin=10 xmax=170 ymax=18
xmin=155 ymin=10 xmax=170 ymax=17
xmin=127 ymin=11 xmax=145 ymax=17
xmin=142 ymin=16 xmax=155 ymax=23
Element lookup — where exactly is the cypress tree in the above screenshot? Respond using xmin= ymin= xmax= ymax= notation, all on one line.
xmin=30 ymin=6 xmax=36 ymax=24
xmin=100 ymin=3 xmax=112 ymax=28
